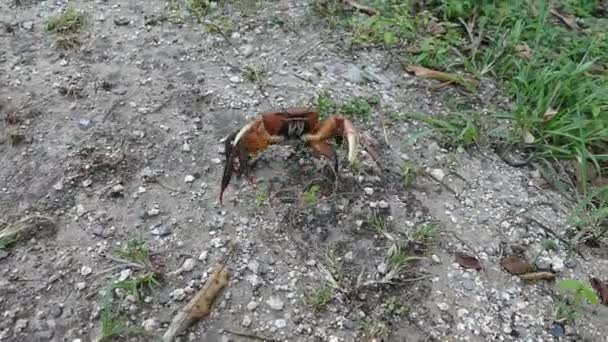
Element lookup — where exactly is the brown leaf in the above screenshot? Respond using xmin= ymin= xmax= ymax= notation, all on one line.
xmin=425 ymin=18 xmax=446 ymax=36
xmin=519 ymin=271 xmax=556 ymax=282
xmin=455 ymin=252 xmax=482 ymax=271
xmin=590 ymin=277 xmax=608 ymax=305
xmin=405 ymin=64 xmax=480 ymax=89
xmin=543 ymin=107 xmax=558 ymax=122
xmin=550 ymin=8 xmax=581 ymax=31
xmin=500 ymin=256 xmax=534 ymax=275
xmin=163 ymin=263 xmax=230 ymax=342
xmin=516 ymin=43 xmax=532 ymax=60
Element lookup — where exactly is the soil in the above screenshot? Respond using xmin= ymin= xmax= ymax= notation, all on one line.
xmin=1 ymin=1 xmax=607 ymax=342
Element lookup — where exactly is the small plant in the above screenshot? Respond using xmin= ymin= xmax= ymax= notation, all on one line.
xmin=552 ymin=300 xmax=579 ymax=325
xmin=302 ymin=184 xmax=321 ymax=206
xmin=404 ymin=112 xmax=480 ymax=148
xmin=306 ymin=283 xmax=334 ymax=312
xmin=339 ymin=97 xmax=377 ymax=119
xmin=383 ymin=296 xmax=409 ymax=316
xmin=242 ymin=65 xmax=266 ymax=83
xmin=47 ymin=8 xmax=85 ymax=33
xmin=254 ymin=188 xmax=267 ymax=206
xmin=386 ymin=243 xmax=423 ymax=268
xmin=187 ymin=0 xmax=208 ymax=18
xmin=368 ymin=213 xmax=390 ymax=236
xmin=408 ymin=222 xmax=440 ymax=245
xmin=113 ymin=273 xmax=160 ymax=302
xmin=558 ymin=279 xmax=599 ymax=306
xmin=0 ymin=236 xmax=16 ymax=250
xmin=316 ymin=90 xmax=337 ymax=119
xmin=360 ymin=318 xmax=389 ymax=340
xmin=113 ymin=237 xmax=152 ymax=268
xmin=400 ymin=162 xmax=420 ymax=187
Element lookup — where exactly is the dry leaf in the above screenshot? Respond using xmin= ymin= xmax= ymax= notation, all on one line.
xmin=455 ymin=252 xmax=482 ymax=271
xmin=550 ymin=8 xmax=581 ymax=31
xmin=163 ymin=263 xmax=230 ymax=342
xmin=522 ymin=129 xmax=535 ymax=144
xmin=500 ymin=256 xmax=534 ymax=275
xmin=590 ymin=277 xmax=608 ymax=305
xmin=343 ymin=0 xmax=378 ymax=16
xmin=516 ymin=43 xmax=532 ymax=60
xmin=519 ymin=271 xmax=556 ymax=281
xmin=543 ymin=108 xmax=558 ymax=122
xmin=425 ymin=18 xmax=446 ymax=35
xmin=405 ymin=65 xmax=480 ymax=89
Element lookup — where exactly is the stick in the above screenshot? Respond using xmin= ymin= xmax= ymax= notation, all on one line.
xmin=162 ymin=263 xmax=230 ymax=342
xmin=342 ymin=0 xmax=378 ymax=16
xmin=223 ymin=329 xmax=278 ymax=342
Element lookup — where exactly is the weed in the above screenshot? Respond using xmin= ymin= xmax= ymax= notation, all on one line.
xmin=339 ymin=97 xmax=377 ymax=119
xmin=552 ymin=300 xmax=579 ymax=325
xmin=96 ymin=271 xmax=159 ymax=341
xmin=383 ymin=296 xmax=409 ymax=316
xmin=112 ymin=237 xmax=152 ymax=268
xmin=558 ymin=278 xmax=599 ymax=306
xmin=306 ymin=283 xmax=334 ymax=312
xmin=0 ymin=236 xmax=16 ymax=250
xmin=242 ymin=65 xmax=266 ymax=83
xmin=302 ymin=184 xmax=321 ymax=206
xmin=254 ymin=188 xmax=268 ymax=206
xmin=316 ymin=90 xmax=337 ymax=119
xmin=400 ymin=162 xmax=420 ymax=187
xmin=408 ymin=222 xmax=440 ymax=245
xmin=404 ymin=112 xmax=481 ymax=148
xmin=386 ymin=243 xmax=423 ymax=268
xmin=188 ymin=0 xmax=208 ymax=18
xmin=360 ymin=318 xmax=389 ymax=340
xmin=47 ymin=8 xmax=85 ymax=33
xmin=368 ymin=213 xmax=390 ymax=236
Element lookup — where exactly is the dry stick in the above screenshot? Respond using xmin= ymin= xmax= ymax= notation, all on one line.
xmin=342 ymin=0 xmax=379 ymax=16
xmin=223 ymin=329 xmax=278 ymax=342
xmin=296 ymin=37 xmax=330 ymax=61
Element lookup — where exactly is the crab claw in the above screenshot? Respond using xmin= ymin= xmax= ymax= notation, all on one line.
xmin=342 ymin=118 xmax=358 ymax=163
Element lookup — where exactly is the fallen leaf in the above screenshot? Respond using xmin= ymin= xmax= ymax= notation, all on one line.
xmin=425 ymin=18 xmax=446 ymax=35
xmin=550 ymin=8 xmax=581 ymax=31
xmin=500 ymin=256 xmax=534 ymax=275
xmin=405 ymin=64 xmax=480 ymax=89
xmin=163 ymin=263 xmax=230 ymax=342
xmin=516 ymin=42 xmax=532 ymax=60
xmin=590 ymin=277 xmax=608 ymax=305
xmin=454 ymin=252 xmax=482 ymax=271
xmin=522 ymin=129 xmax=535 ymax=144
xmin=543 ymin=108 xmax=558 ymax=122
xmin=519 ymin=271 xmax=556 ymax=281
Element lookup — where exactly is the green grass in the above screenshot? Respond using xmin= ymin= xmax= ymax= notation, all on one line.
xmin=112 ymin=237 xmax=152 ymax=268
xmin=313 ymin=0 xmax=608 ymax=246
xmin=47 ymin=8 xmax=85 ymax=33
xmin=314 ymin=92 xmax=379 ymax=120
xmin=306 ymin=283 xmax=334 ymax=312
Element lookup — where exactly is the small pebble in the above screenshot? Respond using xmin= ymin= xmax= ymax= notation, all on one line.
xmin=266 ymin=297 xmax=284 ymax=311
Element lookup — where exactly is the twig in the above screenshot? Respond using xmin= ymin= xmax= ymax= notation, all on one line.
xmin=342 ymin=0 xmax=379 ymax=16
xmin=223 ymin=329 xmax=278 ymax=342
xmin=102 ymin=99 xmax=124 ymax=121
xmin=524 ymin=215 xmax=587 ymax=260
xmin=296 ymin=37 xmax=330 ymax=61
xmin=102 ymin=253 xmax=148 ymax=270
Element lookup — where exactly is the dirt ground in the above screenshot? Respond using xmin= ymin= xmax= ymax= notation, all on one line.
xmin=1 ymin=1 xmax=608 ymax=342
